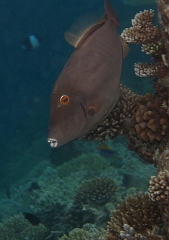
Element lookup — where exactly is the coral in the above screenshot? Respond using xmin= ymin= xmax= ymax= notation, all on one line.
xmin=149 ymin=170 xmax=169 ymax=203
xmin=121 ymin=9 xmax=169 ymax=78
xmin=134 ymin=93 xmax=169 ymax=142
xmin=104 ymin=193 xmax=165 ymax=240
xmin=141 ymin=41 xmax=164 ymax=56
xmin=83 ymin=86 xmax=138 ymax=142
xmin=56 ymin=153 xmax=111 ymax=178
xmin=157 ymin=0 xmax=169 ymax=67
xmin=58 ymin=223 xmax=103 ymax=240
xmin=120 ymin=223 xmax=163 ymax=240
xmin=64 ymin=177 xmax=118 ymax=231
xmin=134 ymin=62 xmax=168 ymax=78
xmin=121 ymin=10 xmax=160 ymax=45
xmin=0 ymin=214 xmax=49 ymax=240
xmin=74 ymin=177 xmax=118 ymax=206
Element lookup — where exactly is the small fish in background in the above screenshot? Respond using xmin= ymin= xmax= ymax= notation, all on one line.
xmin=21 ymin=34 xmax=43 ymax=51
xmin=98 ymin=145 xmax=115 ymax=156
xmin=23 ymin=212 xmax=40 ymax=226
xmin=27 ymin=182 xmax=40 ymax=193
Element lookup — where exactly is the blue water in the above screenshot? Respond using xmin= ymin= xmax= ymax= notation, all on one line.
xmin=0 ymin=0 xmax=157 ymax=238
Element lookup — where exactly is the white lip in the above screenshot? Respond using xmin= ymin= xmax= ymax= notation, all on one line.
xmin=47 ymin=138 xmax=58 ymax=148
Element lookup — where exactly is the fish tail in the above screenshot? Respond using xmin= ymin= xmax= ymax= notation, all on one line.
xmin=105 ymin=0 xmax=120 ymax=26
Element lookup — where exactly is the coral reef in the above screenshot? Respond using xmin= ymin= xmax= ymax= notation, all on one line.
xmin=73 ymin=177 xmax=117 ymax=206
xmin=58 ymin=223 xmax=103 ymax=240
xmin=0 ymin=214 xmax=49 ymax=240
xmin=149 ymin=170 xmax=169 ymax=202
xmin=104 ymin=193 xmax=166 ymax=240
xmin=83 ymin=86 xmax=138 ymax=142
xmin=134 ymin=93 xmax=169 ymax=142
xmin=2 ymin=1 xmax=169 ymax=239
xmin=63 ymin=177 xmax=118 ymax=231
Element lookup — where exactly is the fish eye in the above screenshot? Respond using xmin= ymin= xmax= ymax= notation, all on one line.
xmin=60 ymin=95 xmax=70 ymax=105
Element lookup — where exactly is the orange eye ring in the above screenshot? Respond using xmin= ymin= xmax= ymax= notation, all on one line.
xmin=60 ymin=95 xmax=70 ymax=105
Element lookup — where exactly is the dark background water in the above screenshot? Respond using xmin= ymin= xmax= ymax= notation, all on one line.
xmin=0 ymin=0 xmax=156 ymax=188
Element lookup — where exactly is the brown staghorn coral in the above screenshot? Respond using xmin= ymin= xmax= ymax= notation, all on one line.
xmin=104 ymin=193 xmax=165 ymax=240
xmin=121 ymin=8 xmax=169 ymax=78
xmin=83 ymin=86 xmax=138 ymax=142
xmin=134 ymin=62 xmax=168 ymax=78
xmin=121 ymin=10 xmax=160 ymax=45
xmin=134 ymin=93 xmax=169 ymax=143
xmin=141 ymin=41 xmax=165 ymax=56
xmin=149 ymin=170 xmax=169 ymax=203
xmin=157 ymin=0 xmax=169 ymax=67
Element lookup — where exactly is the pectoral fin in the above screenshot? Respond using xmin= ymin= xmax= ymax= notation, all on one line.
xmin=86 ymin=106 xmax=97 ymax=118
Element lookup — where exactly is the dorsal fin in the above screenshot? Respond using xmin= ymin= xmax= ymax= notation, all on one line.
xmin=105 ymin=0 xmax=120 ymax=27
xmin=64 ymin=12 xmax=105 ymax=48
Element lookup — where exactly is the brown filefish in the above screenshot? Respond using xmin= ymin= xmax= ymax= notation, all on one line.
xmin=47 ymin=0 xmax=129 ymax=148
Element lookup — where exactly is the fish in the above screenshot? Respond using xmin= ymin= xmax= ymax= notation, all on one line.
xmin=47 ymin=0 xmax=129 ymax=148
xmin=21 ymin=34 xmax=42 ymax=51
xmin=98 ymin=145 xmax=115 ymax=156
xmin=23 ymin=212 xmax=40 ymax=226
xmin=27 ymin=182 xmax=40 ymax=192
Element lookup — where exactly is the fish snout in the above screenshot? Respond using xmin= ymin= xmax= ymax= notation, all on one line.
xmin=47 ymin=138 xmax=58 ymax=148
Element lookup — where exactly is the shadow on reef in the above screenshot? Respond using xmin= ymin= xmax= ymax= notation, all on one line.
xmin=49 ymin=141 xmax=82 ymax=166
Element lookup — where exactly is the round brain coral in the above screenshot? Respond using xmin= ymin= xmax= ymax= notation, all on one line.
xmin=134 ymin=93 xmax=169 ymax=142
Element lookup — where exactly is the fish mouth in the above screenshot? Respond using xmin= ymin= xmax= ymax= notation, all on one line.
xmin=47 ymin=138 xmax=58 ymax=148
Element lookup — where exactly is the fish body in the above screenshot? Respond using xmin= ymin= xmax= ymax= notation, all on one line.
xmin=23 ymin=212 xmax=40 ymax=226
xmin=48 ymin=0 xmax=129 ymax=147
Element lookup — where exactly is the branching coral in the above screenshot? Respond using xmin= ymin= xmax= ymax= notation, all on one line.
xmin=134 ymin=62 xmax=168 ymax=78
xmin=121 ymin=8 xmax=169 ymax=78
xmin=83 ymin=86 xmax=138 ymax=142
xmin=121 ymin=10 xmax=160 ymax=45
xmin=149 ymin=170 xmax=169 ymax=202
xmin=104 ymin=193 xmax=166 ymax=240
xmin=157 ymin=0 xmax=169 ymax=67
